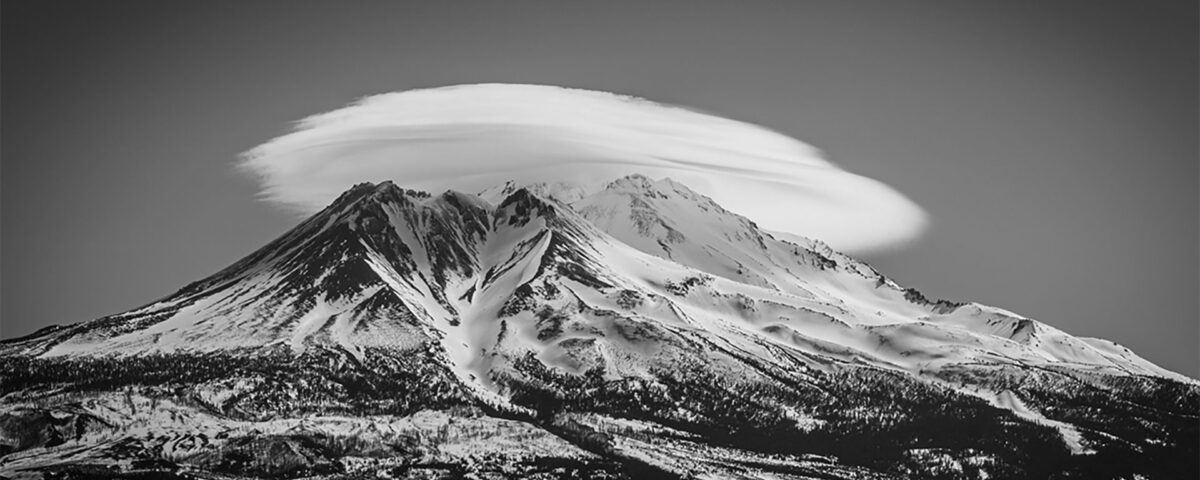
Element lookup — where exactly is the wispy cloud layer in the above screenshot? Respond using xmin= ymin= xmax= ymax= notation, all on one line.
xmin=240 ymin=84 xmax=926 ymax=253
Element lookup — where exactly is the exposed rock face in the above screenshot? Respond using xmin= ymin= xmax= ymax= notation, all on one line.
xmin=2 ymin=177 xmax=1196 ymax=479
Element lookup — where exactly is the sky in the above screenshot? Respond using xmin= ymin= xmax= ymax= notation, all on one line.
xmin=2 ymin=1 xmax=1196 ymax=377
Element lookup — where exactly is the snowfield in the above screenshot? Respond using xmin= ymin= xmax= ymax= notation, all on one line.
xmin=2 ymin=176 xmax=1196 ymax=479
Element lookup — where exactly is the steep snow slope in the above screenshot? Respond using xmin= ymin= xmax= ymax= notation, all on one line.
xmin=4 ymin=176 xmax=1187 ymax=388
xmin=569 ymin=175 xmax=1186 ymax=382
xmin=3 ymin=176 xmax=1196 ymax=479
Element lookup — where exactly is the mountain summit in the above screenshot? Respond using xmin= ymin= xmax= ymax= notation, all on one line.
xmin=3 ymin=176 xmax=1196 ymax=479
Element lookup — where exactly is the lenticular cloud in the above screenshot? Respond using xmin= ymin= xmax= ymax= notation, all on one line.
xmin=240 ymin=83 xmax=927 ymax=253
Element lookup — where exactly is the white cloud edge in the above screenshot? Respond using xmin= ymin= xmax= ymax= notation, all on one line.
xmin=239 ymin=83 xmax=928 ymax=254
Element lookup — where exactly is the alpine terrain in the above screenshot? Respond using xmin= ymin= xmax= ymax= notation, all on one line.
xmin=2 ymin=175 xmax=1196 ymax=479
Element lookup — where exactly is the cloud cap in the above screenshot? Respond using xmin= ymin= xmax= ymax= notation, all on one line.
xmin=241 ymin=83 xmax=927 ymax=253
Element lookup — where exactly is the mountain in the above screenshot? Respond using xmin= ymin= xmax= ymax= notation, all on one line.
xmin=2 ymin=176 xmax=1196 ymax=480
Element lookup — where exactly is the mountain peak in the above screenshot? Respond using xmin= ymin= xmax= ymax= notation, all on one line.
xmin=495 ymin=187 xmax=561 ymax=228
xmin=326 ymin=181 xmax=384 ymax=206
xmin=602 ymin=174 xmax=729 ymax=212
xmin=328 ymin=180 xmax=431 ymax=213
xmin=605 ymin=173 xmax=655 ymax=190
xmin=604 ymin=173 xmax=676 ymax=199
xmin=479 ymin=180 xmax=592 ymax=205
xmin=4 ymin=176 xmax=1195 ymax=478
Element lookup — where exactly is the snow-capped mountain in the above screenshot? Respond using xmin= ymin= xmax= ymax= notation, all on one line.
xmin=2 ymin=176 xmax=1196 ymax=479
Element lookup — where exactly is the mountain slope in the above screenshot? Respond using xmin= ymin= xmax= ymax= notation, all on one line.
xmin=572 ymin=175 xmax=1183 ymax=380
xmin=2 ymin=177 xmax=1196 ymax=480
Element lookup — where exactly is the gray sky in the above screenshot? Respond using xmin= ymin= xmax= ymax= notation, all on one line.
xmin=2 ymin=1 xmax=1196 ymax=377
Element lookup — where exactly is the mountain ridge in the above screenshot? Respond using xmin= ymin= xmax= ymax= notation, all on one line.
xmin=2 ymin=175 xmax=1196 ymax=479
